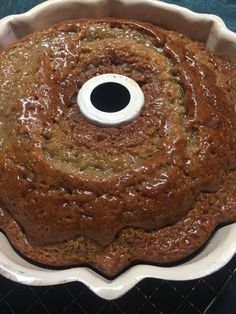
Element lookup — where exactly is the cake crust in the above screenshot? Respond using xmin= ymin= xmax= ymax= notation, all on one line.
xmin=0 ymin=18 xmax=235 ymax=276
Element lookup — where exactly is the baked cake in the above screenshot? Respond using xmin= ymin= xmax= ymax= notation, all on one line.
xmin=0 ymin=18 xmax=235 ymax=276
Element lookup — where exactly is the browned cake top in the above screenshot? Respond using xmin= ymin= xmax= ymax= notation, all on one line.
xmin=0 ymin=18 xmax=236 ymax=250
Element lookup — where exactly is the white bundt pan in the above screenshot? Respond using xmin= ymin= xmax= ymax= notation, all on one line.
xmin=0 ymin=0 xmax=236 ymax=300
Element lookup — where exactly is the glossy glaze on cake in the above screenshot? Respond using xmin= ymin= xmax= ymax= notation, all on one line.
xmin=0 ymin=18 xmax=235 ymax=276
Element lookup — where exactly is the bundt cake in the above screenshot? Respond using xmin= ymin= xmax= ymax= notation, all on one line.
xmin=0 ymin=18 xmax=235 ymax=276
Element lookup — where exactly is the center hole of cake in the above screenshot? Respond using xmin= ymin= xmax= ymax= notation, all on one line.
xmin=90 ymin=82 xmax=131 ymax=113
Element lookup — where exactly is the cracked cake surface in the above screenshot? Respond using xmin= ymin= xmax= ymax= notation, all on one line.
xmin=0 ymin=18 xmax=235 ymax=276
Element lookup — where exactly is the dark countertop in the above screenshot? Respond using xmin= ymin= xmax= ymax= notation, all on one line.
xmin=0 ymin=1 xmax=235 ymax=313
